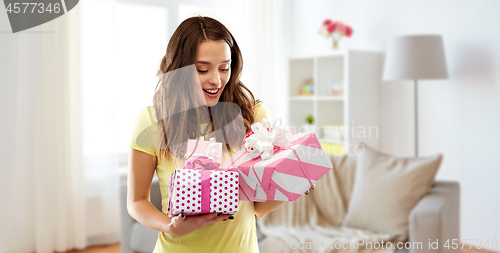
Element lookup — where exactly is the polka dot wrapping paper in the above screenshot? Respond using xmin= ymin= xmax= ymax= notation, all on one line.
xmin=167 ymin=168 xmax=239 ymax=217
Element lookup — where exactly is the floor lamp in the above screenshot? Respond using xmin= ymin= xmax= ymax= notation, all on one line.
xmin=383 ymin=35 xmax=448 ymax=157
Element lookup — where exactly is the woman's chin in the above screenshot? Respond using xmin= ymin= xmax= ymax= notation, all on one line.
xmin=204 ymin=97 xmax=220 ymax=107
xmin=206 ymin=101 xmax=218 ymax=107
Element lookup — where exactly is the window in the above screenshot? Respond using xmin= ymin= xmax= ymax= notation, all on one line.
xmin=81 ymin=0 xmax=167 ymax=175
xmin=80 ymin=0 xmax=250 ymax=175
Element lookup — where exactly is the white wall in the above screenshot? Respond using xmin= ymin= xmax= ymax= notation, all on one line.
xmin=290 ymin=0 xmax=500 ymax=249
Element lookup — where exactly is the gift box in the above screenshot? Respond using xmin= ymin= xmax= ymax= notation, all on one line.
xmin=222 ymin=118 xmax=333 ymax=202
xmin=168 ymin=140 xmax=239 ymax=217
xmin=184 ymin=137 xmax=222 ymax=166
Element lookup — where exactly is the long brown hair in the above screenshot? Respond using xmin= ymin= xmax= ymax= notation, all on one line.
xmin=153 ymin=16 xmax=260 ymax=164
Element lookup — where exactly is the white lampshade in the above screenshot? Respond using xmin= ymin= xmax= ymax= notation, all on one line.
xmin=383 ymin=35 xmax=448 ymax=81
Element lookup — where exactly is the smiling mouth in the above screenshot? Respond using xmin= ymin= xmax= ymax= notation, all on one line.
xmin=203 ymin=88 xmax=219 ymax=95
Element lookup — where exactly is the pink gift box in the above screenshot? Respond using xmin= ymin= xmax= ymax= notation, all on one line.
xmin=168 ymin=156 xmax=239 ymax=217
xmin=184 ymin=138 xmax=222 ymax=166
xmin=222 ymin=132 xmax=332 ymax=202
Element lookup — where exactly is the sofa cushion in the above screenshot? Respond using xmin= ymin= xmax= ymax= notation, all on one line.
xmin=258 ymin=153 xmax=357 ymax=230
xmin=130 ymin=222 xmax=159 ymax=253
xmin=342 ymin=143 xmax=442 ymax=240
xmin=309 ymin=153 xmax=358 ymax=226
xmin=327 ymin=153 xmax=357 ymax=206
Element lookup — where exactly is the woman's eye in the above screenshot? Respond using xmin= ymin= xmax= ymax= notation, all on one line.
xmin=220 ymin=68 xmax=229 ymax=72
xmin=197 ymin=70 xmax=208 ymax=73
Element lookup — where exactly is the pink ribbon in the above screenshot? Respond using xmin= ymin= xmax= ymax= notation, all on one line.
xmin=276 ymin=147 xmax=314 ymax=188
xmin=185 ymin=156 xmax=222 ymax=214
xmin=169 ymin=156 xmax=223 ymax=216
xmin=227 ymin=145 xmax=314 ymax=200
xmin=200 ymin=170 xmax=211 ymax=213
xmin=185 ymin=156 xmax=220 ymax=170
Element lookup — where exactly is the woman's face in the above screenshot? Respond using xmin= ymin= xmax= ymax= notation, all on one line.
xmin=195 ymin=40 xmax=231 ymax=107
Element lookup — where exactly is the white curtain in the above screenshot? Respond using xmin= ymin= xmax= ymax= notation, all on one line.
xmin=240 ymin=0 xmax=290 ymax=123
xmin=0 ymin=8 xmax=86 ymax=253
xmin=0 ymin=3 xmax=120 ymax=253
xmin=0 ymin=1 xmax=290 ymax=252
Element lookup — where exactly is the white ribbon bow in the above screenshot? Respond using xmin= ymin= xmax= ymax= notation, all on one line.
xmin=244 ymin=118 xmax=293 ymax=160
xmin=204 ymin=137 xmax=221 ymax=160
xmin=185 ymin=137 xmax=221 ymax=161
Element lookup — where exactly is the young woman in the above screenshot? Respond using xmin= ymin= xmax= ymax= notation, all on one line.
xmin=127 ymin=16 xmax=311 ymax=252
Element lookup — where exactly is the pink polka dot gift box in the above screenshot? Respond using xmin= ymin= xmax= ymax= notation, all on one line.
xmin=167 ymin=156 xmax=239 ymax=217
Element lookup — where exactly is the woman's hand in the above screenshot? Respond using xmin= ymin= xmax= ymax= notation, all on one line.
xmin=167 ymin=213 xmax=233 ymax=236
xmin=304 ymin=184 xmax=316 ymax=195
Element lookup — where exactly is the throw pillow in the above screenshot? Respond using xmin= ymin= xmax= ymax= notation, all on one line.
xmin=342 ymin=143 xmax=442 ymax=239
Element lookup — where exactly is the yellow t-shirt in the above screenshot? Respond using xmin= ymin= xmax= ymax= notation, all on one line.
xmin=130 ymin=103 xmax=270 ymax=253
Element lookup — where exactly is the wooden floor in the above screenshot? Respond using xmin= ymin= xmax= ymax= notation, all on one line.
xmin=61 ymin=243 xmax=119 ymax=253
xmin=61 ymin=243 xmax=499 ymax=253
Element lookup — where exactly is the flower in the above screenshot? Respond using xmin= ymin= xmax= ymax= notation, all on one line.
xmin=319 ymin=19 xmax=352 ymax=37
xmin=319 ymin=19 xmax=354 ymax=49
xmin=345 ymin=26 xmax=353 ymax=37
xmin=327 ymin=21 xmax=337 ymax=33
xmin=336 ymin=22 xmax=345 ymax=35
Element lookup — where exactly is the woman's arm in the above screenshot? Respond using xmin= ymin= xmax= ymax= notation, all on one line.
xmin=127 ymin=148 xmax=231 ymax=235
xmin=127 ymin=148 xmax=173 ymax=232
xmin=254 ymin=200 xmax=286 ymax=217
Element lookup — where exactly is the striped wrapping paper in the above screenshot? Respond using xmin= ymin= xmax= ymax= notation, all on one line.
xmin=222 ymin=132 xmax=333 ymax=202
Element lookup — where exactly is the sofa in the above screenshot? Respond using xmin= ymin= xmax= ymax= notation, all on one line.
xmin=120 ymin=178 xmax=161 ymax=253
xmin=120 ymin=154 xmax=460 ymax=253
xmin=256 ymin=153 xmax=460 ymax=253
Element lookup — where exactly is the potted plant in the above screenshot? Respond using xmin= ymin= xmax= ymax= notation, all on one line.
xmin=304 ymin=114 xmax=315 ymax=133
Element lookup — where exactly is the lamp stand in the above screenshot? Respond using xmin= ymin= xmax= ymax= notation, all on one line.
xmin=414 ymin=79 xmax=419 ymax=158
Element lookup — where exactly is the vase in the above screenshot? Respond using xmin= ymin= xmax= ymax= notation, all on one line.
xmin=332 ymin=40 xmax=339 ymax=49
xmin=301 ymin=124 xmax=316 ymax=134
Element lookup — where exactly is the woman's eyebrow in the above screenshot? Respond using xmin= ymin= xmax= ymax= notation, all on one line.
xmin=196 ymin=59 xmax=231 ymax=64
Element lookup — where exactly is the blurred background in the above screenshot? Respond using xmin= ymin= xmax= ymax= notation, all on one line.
xmin=1 ymin=0 xmax=499 ymax=253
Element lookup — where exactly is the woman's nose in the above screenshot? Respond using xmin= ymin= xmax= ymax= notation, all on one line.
xmin=208 ymin=70 xmax=221 ymax=86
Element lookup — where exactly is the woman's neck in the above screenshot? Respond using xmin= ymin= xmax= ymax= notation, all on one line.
xmin=198 ymin=105 xmax=214 ymax=124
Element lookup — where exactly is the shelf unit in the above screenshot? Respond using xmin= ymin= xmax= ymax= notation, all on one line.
xmin=286 ymin=50 xmax=382 ymax=155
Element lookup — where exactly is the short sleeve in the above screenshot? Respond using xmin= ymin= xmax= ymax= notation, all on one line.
xmin=130 ymin=106 xmax=158 ymax=156
xmin=254 ymin=102 xmax=271 ymax=123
